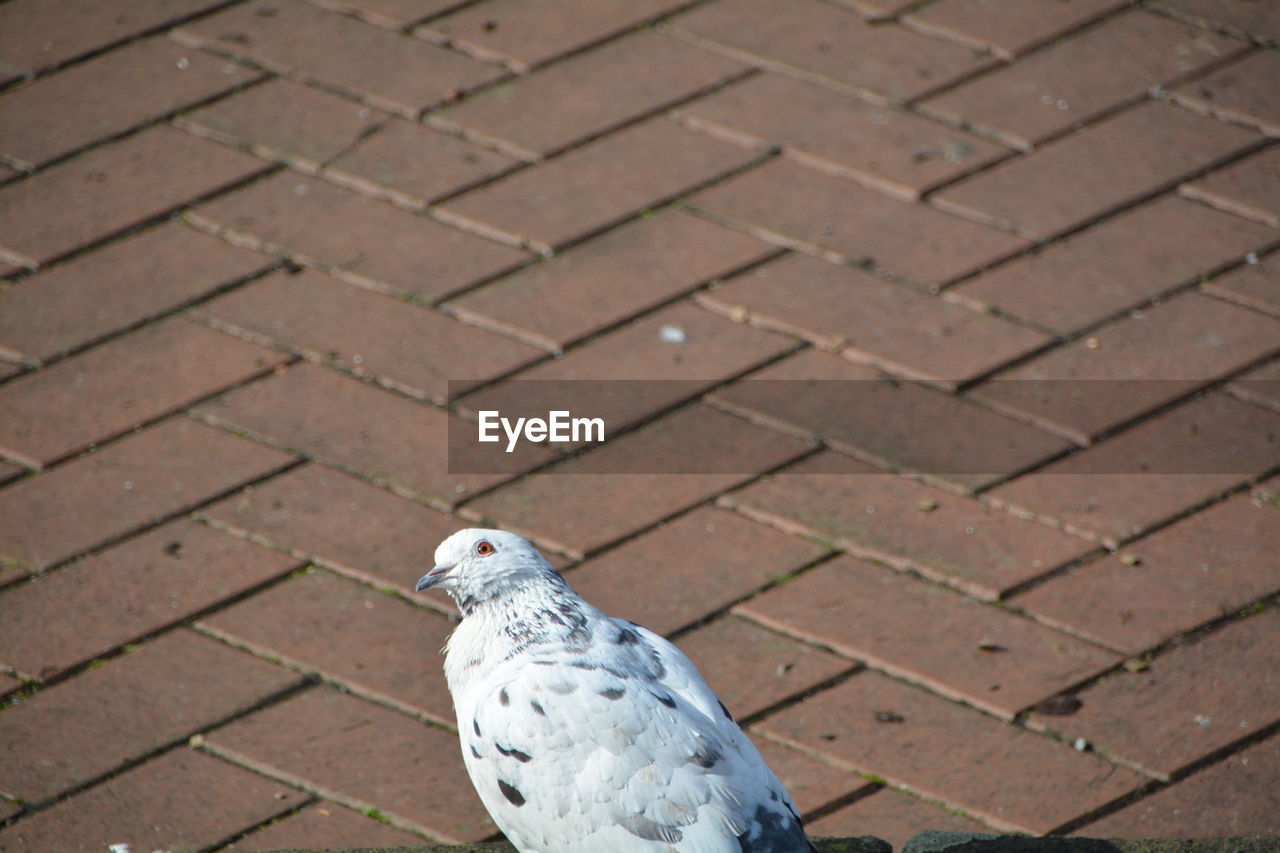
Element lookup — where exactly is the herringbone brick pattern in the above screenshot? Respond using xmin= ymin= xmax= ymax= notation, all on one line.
xmin=1 ymin=1 xmax=1278 ymax=849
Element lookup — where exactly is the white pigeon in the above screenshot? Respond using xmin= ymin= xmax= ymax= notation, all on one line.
xmin=417 ymin=528 xmax=817 ymax=853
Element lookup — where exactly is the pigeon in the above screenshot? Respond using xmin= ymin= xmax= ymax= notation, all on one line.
xmin=417 ymin=528 xmax=817 ymax=853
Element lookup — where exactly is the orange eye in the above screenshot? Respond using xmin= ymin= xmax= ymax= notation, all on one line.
xmin=476 ymin=540 xmax=494 ymax=556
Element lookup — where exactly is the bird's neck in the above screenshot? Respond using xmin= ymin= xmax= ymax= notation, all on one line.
xmin=450 ymin=562 xmax=566 ymax=617
xmin=444 ymin=580 xmax=598 ymax=693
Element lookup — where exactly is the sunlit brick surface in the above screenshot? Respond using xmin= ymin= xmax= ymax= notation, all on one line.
xmin=2 ymin=1 xmax=1279 ymax=847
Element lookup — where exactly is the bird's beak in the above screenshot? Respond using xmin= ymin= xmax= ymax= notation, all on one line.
xmin=415 ymin=564 xmax=453 ymax=592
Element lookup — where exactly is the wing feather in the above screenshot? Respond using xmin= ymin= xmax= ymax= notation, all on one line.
xmin=455 ymin=617 xmax=811 ymax=851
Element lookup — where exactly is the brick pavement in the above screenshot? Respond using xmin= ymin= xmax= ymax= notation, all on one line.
xmin=1 ymin=1 xmax=1278 ymax=849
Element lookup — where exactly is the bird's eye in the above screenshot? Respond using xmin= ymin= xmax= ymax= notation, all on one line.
xmin=476 ymin=540 xmax=495 ymax=556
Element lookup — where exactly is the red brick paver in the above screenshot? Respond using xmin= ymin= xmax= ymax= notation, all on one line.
xmin=0 ymin=747 xmax=308 ymax=852
xmin=1180 ymin=145 xmax=1280 ymax=228
xmin=447 ymin=209 xmax=778 ymax=351
xmin=948 ymin=194 xmax=1277 ymax=335
xmin=419 ymin=0 xmax=699 ymax=72
xmin=437 ymin=115 xmax=764 ymax=254
xmin=1152 ymin=0 xmax=1280 ymax=44
xmin=675 ymin=71 xmax=1009 ymax=201
xmin=691 ymin=157 xmax=1030 ymax=287
xmin=564 ymin=506 xmax=830 ymax=637
xmin=753 ymin=739 xmax=870 ymax=818
xmin=429 ymin=30 xmax=748 ymax=159
xmin=668 ymin=0 xmax=995 ymax=104
xmin=193 ymin=269 xmax=543 ymax=401
xmin=1171 ymin=49 xmax=1280 ymax=137
xmin=0 ymin=417 xmax=295 ymax=571
xmin=313 ymin=0 xmax=467 ymax=30
xmin=173 ymin=0 xmax=505 ymax=117
xmin=198 ymin=566 xmax=458 ymax=723
xmin=0 ymin=125 xmax=270 ymax=268
xmin=987 ymin=392 xmax=1280 ymax=545
xmin=1014 ymin=483 xmax=1280 ymax=653
xmin=1231 ymin=358 xmax=1280 ymax=410
xmin=902 ymin=0 xmax=1130 ymax=59
xmin=200 ymin=463 xmax=464 ymax=602
xmin=809 ymin=787 xmax=992 ymax=847
xmin=0 ymin=0 xmax=232 ymax=78
xmin=174 ymin=77 xmax=390 ymax=173
xmin=460 ymin=300 xmax=800 ymax=432
xmin=0 ymin=222 xmax=273 ymax=364
xmin=202 ymin=685 xmax=493 ymax=841
xmin=227 ymin=801 xmax=430 ymax=850
xmin=972 ymin=290 xmax=1280 ymax=443
xmin=710 ymin=350 xmax=1074 ymax=494
xmin=1203 ymin=249 xmax=1280 ymax=317
xmin=920 ymin=11 xmax=1244 ymax=150
xmin=192 ymin=362 xmax=551 ymax=508
xmin=756 ymin=670 xmax=1145 ymax=834
xmin=724 ymin=450 xmax=1097 ymax=601
xmin=187 ymin=171 xmax=531 ymax=302
xmin=932 ymin=100 xmax=1262 ymax=239
xmin=323 ymin=117 xmax=520 ymax=209
xmin=1083 ymin=733 xmax=1280 ymax=836
xmin=0 ymin=36 xmax=262 ymax=169
xmin=0 ymin=520 xmax=302 ymax=681
xmin=700 ymin=253 xmax=1051 ymax=387
xmin=0 ymin=629 xmax=304 ymax=806
xmin=0 ymin=316 xmax=288 ymax=467
xmin=2 ymin=0 xmax=1277 ymax=843
xmin=680 ymin=614 xmax=854 ymax=722
xmin=737 ymin=554 xmax=1118 ymax=720
xmin=1033 ymin=608 xmax=1280 ymax=781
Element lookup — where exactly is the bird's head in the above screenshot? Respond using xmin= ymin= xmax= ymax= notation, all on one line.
xmin=416 ymin=528 xmax=559 ymax=608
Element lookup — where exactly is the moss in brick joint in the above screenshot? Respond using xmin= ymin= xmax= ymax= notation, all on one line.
xmin=361 ymin=806 xmax=393 ymax=826
xmin=0 ymin=555 xmax=28 ymax=573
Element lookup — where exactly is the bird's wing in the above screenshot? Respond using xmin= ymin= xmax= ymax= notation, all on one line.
xmin=457 ymin=619 xmax=812 ymax=853
xmin=620 ymin=619 xmax=816 ymax=852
